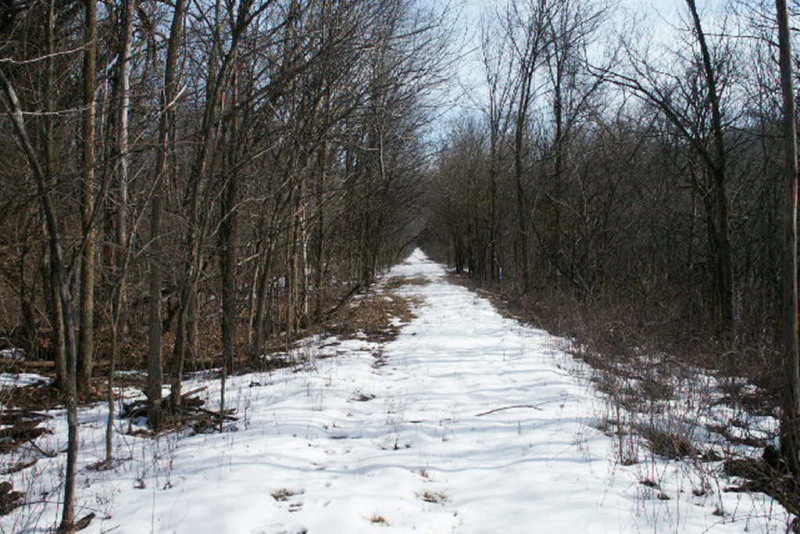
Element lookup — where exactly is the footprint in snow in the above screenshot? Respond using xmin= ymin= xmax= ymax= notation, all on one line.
xmin=350 ymin=392 xmax=376 ymax=402
xmin=420 ymin=490 xmax=448 ymax=504
xmin=271 ymin=488 xmax=304 ymax=513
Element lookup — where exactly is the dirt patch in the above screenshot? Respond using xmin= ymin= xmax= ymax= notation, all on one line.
xmin=328 ymin=291 xmax=420 ymax=344
xmin=383 ymin=276 xmax=429 ymax=290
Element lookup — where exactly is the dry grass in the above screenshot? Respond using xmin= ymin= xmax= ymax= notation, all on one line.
xmin=635 ymin=425 xmax=697 ymax=460
xmin=328 ymin=291 xmax=419 ymax=344
xmin=723 ymin=457 xmax=800 ymax=515
xmin=271 ymin=488 xmax=301 ymax=502
xmin=420 ymin=490 xmax=447 ymax=503
xmin=2 ymin=380 xmax=64 ymax=411
xmin=369 ymin=514 xmax=389 ymax=525
xmin=446 ymin=273 xmax=796 ymax=512
xmin=383 ymin=276 xmax=429 ymax=290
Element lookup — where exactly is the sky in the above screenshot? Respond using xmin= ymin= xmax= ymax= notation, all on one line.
xmin=431 ymin=0 xmax=722 ymax=135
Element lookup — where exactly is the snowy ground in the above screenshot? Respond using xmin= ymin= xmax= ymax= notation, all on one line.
xmin=1 ymin=250 xmax=792 ymax=533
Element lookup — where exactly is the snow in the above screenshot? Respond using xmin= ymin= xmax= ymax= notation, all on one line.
xmin=0 ymin=249 xmax=791 ymax=533
xmin=0 ymin=348 xmax=25 ymax=361
xmin=0 ymin=372 xmax=49 ymax=389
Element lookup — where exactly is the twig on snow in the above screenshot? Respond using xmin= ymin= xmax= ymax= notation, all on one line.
xmin=475 ymin=404 xmax=544 ymax=417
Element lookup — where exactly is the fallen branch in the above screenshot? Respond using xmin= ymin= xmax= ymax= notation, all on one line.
xmin=323 ymin=283 xmax=362 ymax=320
xmin=0 ymin=358 xmax=54 ymax=369
xmin=179 ymin=386 xmax=207 ymax=399
xmin=27 ymin=437 xmax=57 ymax=458
xmin=475 ymin=404 xmax=544 ymax=417
xmin=0 ymin=409 xmax=52 ymax=426
xmin=195 ymin=406 xmax=238 ymax=421
xmin=0 ymin=458 xmax=37 ymax=475
xmin=0 ymin=409 xmax=53 ymax=453
xmin=0 ymin=481 xmax=24 ymax=516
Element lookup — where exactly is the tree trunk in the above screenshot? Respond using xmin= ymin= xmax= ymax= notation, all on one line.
xmin=776 ymin=0 xmax=800 ymax=476
xmin=220 ymin=63 xmax=239 ymax=419
xmin=252 ymin=239 xmax=275 ymax=361
xmin=513 ymin=107 xmax=530 ymax=295
xmin=0 ymin=63 xmax=80 ymax=534
xmin=147 ymin=187 xmax=164 ymax=430
xmin=43 ymin=0 xmax=68 ymax=390
xmin=78 ymin=0 xmax=98 ymax=395
xmin=148 ymin=0 xmax=187 ymax=429
xmin=105 ymin=0 xmax=136 ymax=465
xmin=314 ymin=143 xmax=327 ymax=319
xmin=115 ymin=0 xmax=134 ymax=338
xmin=686 ymin=0 xmax=734 ymax=333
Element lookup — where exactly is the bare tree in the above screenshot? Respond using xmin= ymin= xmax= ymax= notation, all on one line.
xmin=596 ymin=1 xmax=738 ymax=334
xmin=147 ymin=0 xmax=187 ymax=429
xmin=103 ymin=0 xmax=137 ymax=466
xmin=0 ymin=64 xmax=82 ymax=534
xmin=77 ymin=0 xmax=98 ymax=395
xmin=776 ymin=0 xmax=800 ymax=476
xmin=505 ymin=0 xmax=555 ymax=294
xmin=480 ymin=19 xmax=517 ymax=282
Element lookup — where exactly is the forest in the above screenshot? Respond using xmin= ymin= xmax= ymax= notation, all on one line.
xmin=2 ymin=0 xmax=800 ymax=532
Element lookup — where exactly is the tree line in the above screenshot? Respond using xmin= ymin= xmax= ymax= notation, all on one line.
xmin=422 ymin=0 xmax=800 ymax=475
xmin=6 ymin=0 xmax=800 ymax=529
xmin=0 ymin=0 xmax=445 ymax=530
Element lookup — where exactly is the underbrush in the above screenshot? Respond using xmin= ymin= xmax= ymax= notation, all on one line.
xmin=0 ymin=279 xmax=424 ymax=524
xmin=448 ymin=273 xmax=796 ymax=522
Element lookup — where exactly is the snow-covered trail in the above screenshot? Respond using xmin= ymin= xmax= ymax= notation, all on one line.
xmin=4 ymin=250 xmax=788 ymax=533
